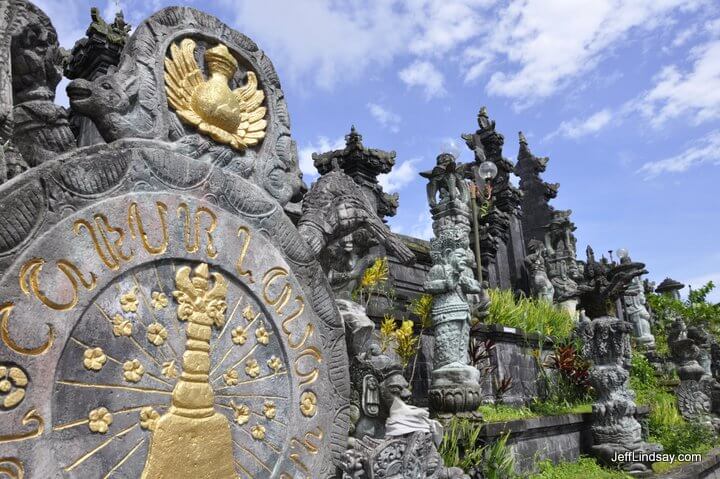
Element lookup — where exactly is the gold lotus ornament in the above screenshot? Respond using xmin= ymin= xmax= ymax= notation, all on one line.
xmin=164 ymin=38 xmax=267 ymax=150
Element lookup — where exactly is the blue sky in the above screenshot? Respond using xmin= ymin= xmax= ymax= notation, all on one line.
xmin=39 ymin=0 xmax=720 ymax=301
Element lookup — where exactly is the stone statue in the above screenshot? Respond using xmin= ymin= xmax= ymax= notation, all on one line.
xmin=420 ymin=152 xmax=472 ymax=237
xmin=668 ymin=318 xmax=720 ymax=427
xmin=349 ymin=350 xmax=413 ymax=441
xmin=341 ymin=397 xmax=468 ymax=479
xmin=578 ymin=316 xmax=663 ymax=475
xmin=525 ymin=239 xmax=554 ymax=302
xmin=618 ymin=252 xmax=655 ymax=348
xmin=298 ymin=165 xmax=414 ymax=264
xmin=1 ymin=0 xmax=76 ymax=169
xmin=544 ymin=210 xmax=581 ymax=317
xmin=424 ymin=226 xmax=483 ymax=415
xmin=0 ymin=7 xmax=353 ymax=477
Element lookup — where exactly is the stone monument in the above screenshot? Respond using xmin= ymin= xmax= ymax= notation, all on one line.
xmin=577 ymin=246 xmax=662 ymax=475
xmin=0 ymin=6 xmax=351 ymax=478
xmin=424 ymin=226 xmax=483 ymax=415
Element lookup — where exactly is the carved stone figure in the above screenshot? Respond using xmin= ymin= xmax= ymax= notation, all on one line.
xmin=1 ymin=0 xmax=76 ymax=169
xmin=544 ymin=210 xmax=581 ymax=317
xmin=424 ymin=226 xmax=483 ymax=414
xmin=298 ymin=165 xmax=414 ymax=264
xmin=350 ymin=351 xmax=413 ymax=441
xmin=668 ymin=318 xmax=720 ymax=426
xmin=578 ymin=316 xmax=663 ymax=475
xmin=341 ymin=398 xmax=468 ymax=479
xmin=525 ymin=239 xmax=554 ymax=302
xmin=420 ymin=152 xmax=472 ymax=237
xmin=64 ymin=8 xmax=131 ymax=146
xmin=618 ymin=252 xmax=655 ymax=348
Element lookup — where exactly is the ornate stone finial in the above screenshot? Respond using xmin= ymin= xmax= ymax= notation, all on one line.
xmin=312 ymin=127 xmax=399 ymax=218
xmin=141 ymin=263 xmax=235 ymax=478
xmin=420 ymin=153 xmax=472 ymax=237
xmin=164 ymin=38 xmax=267 ymax=151
xmin=518 ymin=131 xmax=527 ymax=146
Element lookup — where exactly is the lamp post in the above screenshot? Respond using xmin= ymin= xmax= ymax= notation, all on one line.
xmin=469 ymin=160 xmax=498 ymax=283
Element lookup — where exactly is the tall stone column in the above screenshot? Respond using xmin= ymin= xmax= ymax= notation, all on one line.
xmin=421 ymin=153 xmax=484 ymax=416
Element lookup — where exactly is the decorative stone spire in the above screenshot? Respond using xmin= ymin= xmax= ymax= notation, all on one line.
xmin=64 ymin=8 xmax=130 ymax=81
xmin=461 ymin=107 xmax=523 ymax=277
xmin=312 ymin=126 xmax=398 ymax=218
xmin=515 ymin=131 xmax=560 ymax=245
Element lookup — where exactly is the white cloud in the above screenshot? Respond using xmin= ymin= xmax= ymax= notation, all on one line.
xmin=548 ymin=109 xmax=613 ymax=139
xmin=638 ymin=130 xmax=720 ymax=177
xmin=398 ymin=60 xmax=446 ymax=99
xmin=638 ymin=40 xmax=720 ymax=127
xmin=478 ymin=0 xmax=705 ymax=107
xmin=409 ymin=210 xmax=433 ymax=240
xmin=379 ymin=159 xmax=419 ymax=193
xmin=222 ymin=0 xmax=417 ymax=90
xmin=298 ymin=136 xmax=345 ymax=180
xmin=367 ymin=103 xmax=401 ymax=133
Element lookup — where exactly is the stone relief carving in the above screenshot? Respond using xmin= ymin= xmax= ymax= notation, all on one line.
xmin=64 ymin=6 xmax=302 ymax=206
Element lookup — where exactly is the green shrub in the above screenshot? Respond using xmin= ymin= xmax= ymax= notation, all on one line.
xmin=439 ymin=419 xmax=517 ymax=478
xmin=530 ymin=457 xmax=631 ymax=478
xmin=486 ymin=289 xmax=575 ymax=341
xmin=629 ymin=351 xmax=718 ymax=456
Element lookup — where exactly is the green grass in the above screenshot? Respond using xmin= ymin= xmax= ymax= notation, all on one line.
xmin=478 ymin=402 xmax=592 ymax=423
xmin=485 ymin=289 xmax=575 ymax=341
xmin=529 ymin=457 xmax=631 ymax=479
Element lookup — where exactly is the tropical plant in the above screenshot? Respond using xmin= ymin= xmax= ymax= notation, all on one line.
xmin=355 ymin=256 xmax=390 ymax=307
xmin=485 ymin=289 xmax=575 ymax=341
xmin=394 ymin=319 xmax=419 ymax=368
xmin=439 ymin=418 xmax=516 ymax=479
xmin=530 ymin=457 xmax=631 ymax=478
xmin=647 ymin=281 xmax=720 ymax=340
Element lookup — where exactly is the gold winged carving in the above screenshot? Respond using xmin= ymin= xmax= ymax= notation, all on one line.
xmin=164 ymin=38 xmax=267 ymax=150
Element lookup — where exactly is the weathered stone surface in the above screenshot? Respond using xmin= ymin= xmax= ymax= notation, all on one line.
xmin=0 ymin=140 xmax=351 ymax=477
xmin=0 ymin=5 xmax=351 ymax=476
xmin=578 ymin=315 xmax=662 ymax=475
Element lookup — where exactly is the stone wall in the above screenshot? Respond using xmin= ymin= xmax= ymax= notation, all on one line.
xmin=655 ymin=447 xmax=720 ymax=479
xmin=477 ymin=407 xmax=650 ymax=475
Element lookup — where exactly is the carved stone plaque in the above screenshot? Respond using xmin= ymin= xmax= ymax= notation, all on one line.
xmin=0 ymin=143 xmax=351 ymax=478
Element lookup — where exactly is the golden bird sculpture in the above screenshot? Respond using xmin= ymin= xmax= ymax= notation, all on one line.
xmin=164 ymin=38 xmax=267 ymax=150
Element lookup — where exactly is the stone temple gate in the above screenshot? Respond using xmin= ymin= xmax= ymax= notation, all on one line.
xmin=0 ymin=6 xmax=351 ymax=478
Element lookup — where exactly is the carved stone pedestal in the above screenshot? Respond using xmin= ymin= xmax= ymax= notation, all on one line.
xmin=429 ymin=365 xmax=482 ymax=414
